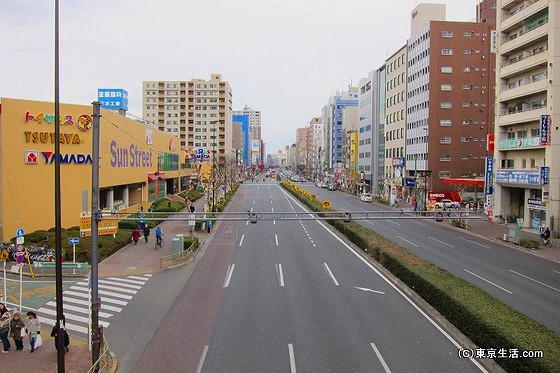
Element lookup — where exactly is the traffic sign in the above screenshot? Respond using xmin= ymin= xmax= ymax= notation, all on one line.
xmin=16 ymin=252 xmax=24 ymax=265
xmin=16 ymin=228 xmax=25 ymax=237
xmin=69 ymin=237 xmax=79 ymax=245
xmin=16 ymin=244 xmax=24 ymax=252
xmin=0 ymin=249 xmax=9 ymax=262
xmin=16 ymin=236 xmax=24 ymax=245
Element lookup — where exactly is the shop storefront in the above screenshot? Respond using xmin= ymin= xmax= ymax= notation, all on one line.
xmin=0 ymin=98 xmax=187 ymax=241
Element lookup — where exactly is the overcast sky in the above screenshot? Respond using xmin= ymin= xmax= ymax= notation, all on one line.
xmin=1 ymin=0 xmax=478 ymax=154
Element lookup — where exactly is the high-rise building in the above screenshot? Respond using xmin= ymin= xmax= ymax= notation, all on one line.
xmin=405 ymin=3 xmax=495 ymax=209
xmin=233 ymin=106 xmax=261 ymax=167
xmin=308 ymin=117 xmax=323 ymax=180
xmin=358 ymin=72 xmax=375 ymax=193
xmin=493 ymin=0 xmax=558 ymax=229
xmin=384 ymin=44 xmax=408 ymax=204
xmin=142 ymin=74 xmax=233 ymax=165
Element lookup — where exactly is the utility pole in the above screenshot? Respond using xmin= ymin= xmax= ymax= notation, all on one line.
xmin=53 ymin=0 xmax=66 ymax=370
xmin=91 ymin=101 xmax=102 ymax=366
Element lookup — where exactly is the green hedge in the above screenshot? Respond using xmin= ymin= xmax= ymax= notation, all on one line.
xmin=281 ymin=183 xmax=560 ymax=372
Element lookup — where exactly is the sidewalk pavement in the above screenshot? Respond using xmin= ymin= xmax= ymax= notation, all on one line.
xmin=0 ymin=197 xmax=209 ymax=372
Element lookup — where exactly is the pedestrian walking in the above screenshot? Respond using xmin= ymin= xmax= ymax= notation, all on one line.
xmin=155 ymin=226 xmax=164 ymax=248
xmin=0 ymin=303 xmax=11 ymax=353
xmin=50 ymin=323 xmax=70 ymax=352
xmin=25 ymin=311 xmax=41 ymax=353
xmin=143 ymin=225 xmax=150 ymax=243
xmin=132 ymin=227 xmax=141 ymax=245
xmin=206 ymin=219 xmax=212 ymax=233
xmin=9 ymin=311 xmax=25 ymax=350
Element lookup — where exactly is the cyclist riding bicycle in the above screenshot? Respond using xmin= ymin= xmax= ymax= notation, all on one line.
xmin=155 ymin=226 xmax=164 ymax=248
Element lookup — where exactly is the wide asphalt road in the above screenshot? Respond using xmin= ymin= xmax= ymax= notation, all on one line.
xmin=131 ymin=180 xmax=485 ymax=372
xmin=304 ymin=182 xmax=560 ymax=334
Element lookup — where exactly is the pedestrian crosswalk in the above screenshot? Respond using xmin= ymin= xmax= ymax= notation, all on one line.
xmin=37 ymin=274 xmax=152 ymax=338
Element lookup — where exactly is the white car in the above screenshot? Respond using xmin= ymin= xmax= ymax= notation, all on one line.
xmin=360 ymin=193 xmax=373 ymax=202
xmin=435 ymin=199 xmax=459 ymax=209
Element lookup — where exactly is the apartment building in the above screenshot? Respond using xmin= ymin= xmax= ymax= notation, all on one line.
xmin=142 ymin=74 xmax=233 ymax=165
xmin=308 ymin=117 xmax=323 ymax=180
xmin=384 ymin=44 xmax=408 ymax=204
xmin=295 ymin=127 xmax=309 ymax=175
xmin=406 ymin=3 xmax=495 ymax=209
xmin=358 ymin=72 xmax=374 ymax=193
xmin=493 ymin=0 xmax=559 ymax=229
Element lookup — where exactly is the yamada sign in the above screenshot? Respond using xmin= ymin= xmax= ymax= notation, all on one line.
xmin=25 ymin=151 xmax=93 ymax=165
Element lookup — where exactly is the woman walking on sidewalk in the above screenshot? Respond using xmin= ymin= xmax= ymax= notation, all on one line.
xmin=0 ymin=303 xmax=11 ymax=353
xmin=9 ymin=311 xmax=25 ymax=350
xmin=25 ymin=311 xmax=41 ymax=353
xmin=143 ymin=225 xmax=150 ymax=243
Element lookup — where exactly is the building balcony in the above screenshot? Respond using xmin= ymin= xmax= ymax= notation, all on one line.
xmin=497 ymin=106 xmax=545 ymax=126
xmin=501 ymin=0 xmax=546 ymax=32
xmin=499 ymin=78 xmax=547 ymax=101
xmin=500 ymin=20 xmax=548 ymax=55
xmin=501 ymin=49 xmax=548 ymax=78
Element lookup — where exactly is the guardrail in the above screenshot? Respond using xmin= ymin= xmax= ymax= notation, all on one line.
xmin=33 ymin=261 xmax=90 ymax=276
xmin=88 ymin=333 xmax=117 ymax=373
xmin=159 ymin=242 xmax=199 ymax=271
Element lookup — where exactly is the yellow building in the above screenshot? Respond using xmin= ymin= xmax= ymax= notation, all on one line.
xmin=0 ymin=98 xmax=188 ymax=241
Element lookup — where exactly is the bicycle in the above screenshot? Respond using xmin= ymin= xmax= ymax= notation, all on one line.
xmin=540 ymin=236 xmax=552 ymax=247
xmin=154 ymin=235 xmax=164 ymax=250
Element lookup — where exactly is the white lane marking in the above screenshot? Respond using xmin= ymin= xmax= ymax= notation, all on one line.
xmin=40 ymin=307 xmax=110 ymax=327
xmin=395 ymin=235 xmax=419 ymax=247
xmin=386 ymin=219 xmax=401 ymax=226
xmin=239 ymin=234 xmax=245 ymax=246
xmin=370 ymin=342 xmax=392 ymax=373
xmin=99 ymin=279 xmax=142 ymax=290
xmin=271 ymin=207 xmax=274 ymax=212
xmin=246 ymin=220 xmax=249 ymax=225
xmin=223 ymin=264 xmax=235 ymax=288
xmin=196 ymin=345 xmax=209 ymax=373
xmin=554 ymin=270 xmax=560 ymax=275
xmin=271 ymin=200 xmax=273 ymax=204
xmin=46 ymin=300 xmax=112 ymax=319
xmin=428 ymin=236 xmax=454 ymax=248
xmin=464 ymin=269 xmax=512 ymax=294
xmin=273 ymin=220 xmax=276 ymax=225
xmin=413 ymin=221 xmax=427 ymax=227
xmin=76 ymin=281 xmax=138 ymax=294
xmin=40 ymin=316 xmax=88 ymax=335
xmin=365 ymin=221 xmax=375 ymax=227
xmin=288 ymin=343 xmax=297 ymax=373
xmin=323 ymin=263 xmax=339 ymax=286
xmin=460 ymin=237 xmax=490 ymax=249
xmin=354 ymin=287 xmax=385 ymax=295
xmin=275 ymin=234 xmax=279 ymax=246
xmin=72 ymin=286 xmax=133 ymax=300
xmin=509 ymin=269 xmax=560 ymax=293
xmin=276 ymin=263 xmax=285 ymax=287
xmin=279 ymin=188 xmax=489 ymax=372
xmin=106 ymin=277 xmax=146 ymax=285
xmin=253 ymin=200 xmax=255 ymax=204
xmin=127 ymin=275 xmax=151 ymax=281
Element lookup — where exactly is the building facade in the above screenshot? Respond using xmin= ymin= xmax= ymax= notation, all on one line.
xmin=0 ymin=98 xmax=185 ymax=241
xmin=384 ymin=45 xmax=408 ymax=204
xmin=308 ymin=117 xmax=323 ymax=180
xmin=493 ymin=0 xmax=559 ymax=229
xmin=142 ymin=74 xmax=233 ymax=165
xmin=358 ymin=72 xmax=374 ymax=193
xmin=406 ymin=3 xmax=496 ymax=209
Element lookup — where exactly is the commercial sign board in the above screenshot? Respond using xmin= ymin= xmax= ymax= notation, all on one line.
xmin=392 ymin=157 xmax=405 ymax=167
xmin=540 ymin=115 xmax=551 ymax=145
xmin=540 ymin=166 xmax=550 ymax=185
xmin=496 ymin=170 xmax=541 ymax=185
xmin=79 ymin=212 xmax=119 ymax=237
xmin=251 ymin=140 xmax=260 ymax=153
xmin=98 ymin=88 xmax=129 ymax=111
xmin=485 ymin=156 xmax=494 ymax=195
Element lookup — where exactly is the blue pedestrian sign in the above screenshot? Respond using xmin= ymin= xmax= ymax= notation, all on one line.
xmin=16 ymin=228 xmax=25 ymax=237
xmin=69 ymin=237 xmax=80 ymax=245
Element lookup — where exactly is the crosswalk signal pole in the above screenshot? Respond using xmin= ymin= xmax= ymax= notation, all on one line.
xmin=91 ymin=101 xmax=102 ymax=366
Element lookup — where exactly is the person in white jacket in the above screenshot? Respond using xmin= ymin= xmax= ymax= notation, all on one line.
xmin=26 ymin=311 xmax=41 ymax=353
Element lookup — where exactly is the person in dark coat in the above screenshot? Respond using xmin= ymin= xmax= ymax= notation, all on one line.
xmin=10 ymin=312 xmax=26 ymax=350
xmin=51 ymin=324 xmax=70 ymax=352
xmin=143 ymin=226 xmax=150 ymax=243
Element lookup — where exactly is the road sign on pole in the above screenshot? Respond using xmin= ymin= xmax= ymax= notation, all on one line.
xmin=16 ymin=228 xmax=25 ymax=237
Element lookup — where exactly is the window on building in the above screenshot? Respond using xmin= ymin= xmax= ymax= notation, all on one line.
xmin=440 ymin=155 xmax=451 ymax=161
xmin=440 ymin=102 xmax=453 ymax=109
xmin=463 ymin=67 xmax=471 ymax=72
xmin=530 ymin=158 xmax=536 ymax=168
xmin=440 ymin=119 xmax=452 ymax=126
xmin=441 ymin=66 xmax=453 ymax=73
xmin=441 ymin=49 xmax=453 ymax=56
xmin=440 ymin=137 xmax=452 ymax=144
xmin=439 ymin=171 xmax=451 ymax=179
xmin=441 ymin=84 xmax=452 ymax=91
xmin=441 ymin=31 xmax=453 ymax=37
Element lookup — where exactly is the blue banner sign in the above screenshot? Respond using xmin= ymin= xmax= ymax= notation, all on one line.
xmin=485 ymin=157 xmax=494 ymax=195
xmin=540 ymin=166 xmax=549 ymax=185
xmin=540 ymin=115 xmax=550 ymax=145
xmin=98 ymin=88 xmax=129 ymax=111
